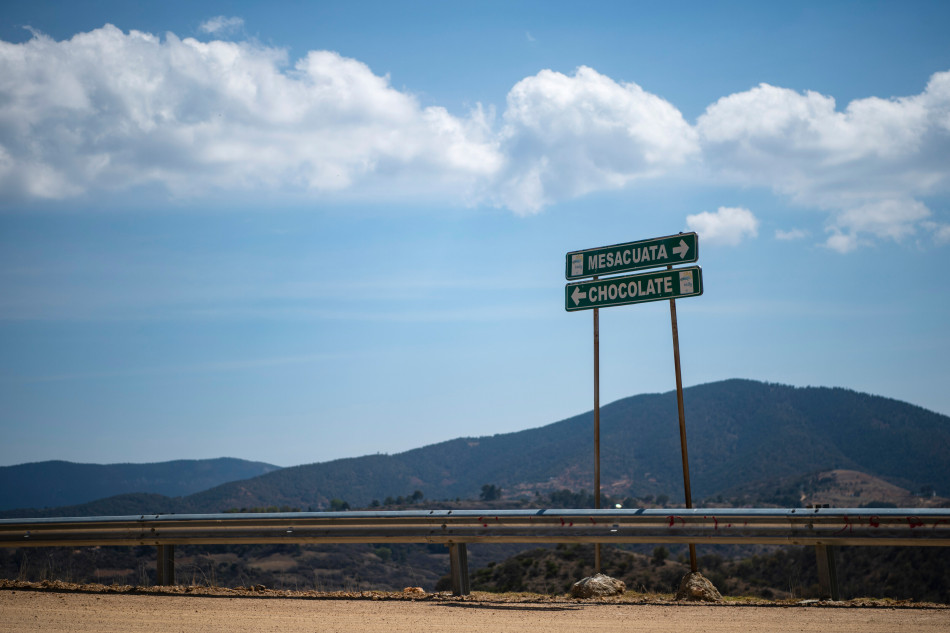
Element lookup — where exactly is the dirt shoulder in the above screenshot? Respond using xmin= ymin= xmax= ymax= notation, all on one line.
xmin=1 ymin=581 xmax=948 ymax=633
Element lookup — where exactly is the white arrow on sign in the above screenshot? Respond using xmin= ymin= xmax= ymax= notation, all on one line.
xmin=672 ymin=239 xmax=689 ymax=259
xmin=571 ymin=286 xmax=587 ymax=306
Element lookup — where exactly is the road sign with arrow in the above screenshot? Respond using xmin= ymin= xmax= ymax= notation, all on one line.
xmin=565 ymin=265 xmax=703 ymax=311
xmin=565 ymin=232 xmax=698 ymax=280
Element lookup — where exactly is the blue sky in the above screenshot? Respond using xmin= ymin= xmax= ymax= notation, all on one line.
xmin=1 ymin=1 xmax=949 ymax=468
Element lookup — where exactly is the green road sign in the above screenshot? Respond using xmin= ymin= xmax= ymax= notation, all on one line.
xmin=565 ymin=232 xmax=698 ymax=279
xmin=565 ymin=266 xmax=703 ymax=311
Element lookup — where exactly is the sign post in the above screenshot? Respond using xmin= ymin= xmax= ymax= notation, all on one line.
xmin=565 ymin=233 xmax=702 ymax=575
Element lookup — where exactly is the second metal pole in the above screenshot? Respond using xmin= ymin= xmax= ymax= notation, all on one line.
xmin=593 ymin=303 xmax=601 ymax=574
xmin=668 ymin=266 xmax=697 ymax=573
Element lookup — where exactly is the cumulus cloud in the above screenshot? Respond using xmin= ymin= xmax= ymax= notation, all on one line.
xmin=697 ymin=73 xmax=950 ymax=250
xmin=490 ymin=66 xmax=699 ymax=213
xmin=686 ymin=206 xmax=759 ymax=246
xmin=0 ymin=25 xmax=501 ymax=202
xmin=0 ymin=24 xmax=947 ymax=252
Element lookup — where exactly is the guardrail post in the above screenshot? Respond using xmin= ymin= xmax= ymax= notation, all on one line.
xmin=448 ymin=543 xmax=470 ymax=596
xmin=814 ymin=544 xmax=839 ymax=600
xmin=156 ymin=544 xmax=175 ymax=586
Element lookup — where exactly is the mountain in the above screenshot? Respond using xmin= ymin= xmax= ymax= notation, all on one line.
xmin=0 ymin=458 xmax=281 ymax=511
xmin=176 ymin=379 xmax=948 ymax=512
xmin=4 ymin=379 xmax=948 ymax=517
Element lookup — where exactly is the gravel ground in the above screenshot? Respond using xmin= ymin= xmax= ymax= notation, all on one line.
xmin=1 ymin=581 xmax=948 ymax=633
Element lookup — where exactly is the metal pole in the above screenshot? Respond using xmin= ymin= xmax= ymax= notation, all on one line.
xmin=815 ymin=544 xmax=840 ymax=600
xmin=668 ymin=266 xmax=697 ymax=573
xmin=448 ymin=543 xmax=470 ymax=596
xmin=156 ymin=544 xmax=175 ymax=586
xmin=593 ymin=299 xmax=602 ymax=574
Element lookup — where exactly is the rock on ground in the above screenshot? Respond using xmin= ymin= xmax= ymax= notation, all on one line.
xmin=674 ymin=572 xmax=723 ymax=602
xmin=570 ymin=573 xmax=626 ymax=598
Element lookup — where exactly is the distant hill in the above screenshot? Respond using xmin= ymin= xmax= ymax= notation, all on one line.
xmin=4 ymin=379 xmax=948 ymax=518
xmin=176 ymin=379 xmax=948 ymax=513
xmin=0 ymin=458 xmax=280 ymax=511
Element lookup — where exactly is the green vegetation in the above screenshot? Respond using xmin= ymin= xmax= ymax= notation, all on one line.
xmin=0 ymin=543 xmax=448 ymax=591
xmin=437 ymin=543 xmax=950 ymax=602
xmin=4 ymin=540 xmax=948 ymax=602
xmin=480 ymin=484 xmax=502 ymax=501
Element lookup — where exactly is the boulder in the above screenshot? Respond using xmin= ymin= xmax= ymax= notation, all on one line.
xmin=674 ymin=572 xmax=723 ymax=602
xmin=569 ymin=573 xmax=626 ymax=598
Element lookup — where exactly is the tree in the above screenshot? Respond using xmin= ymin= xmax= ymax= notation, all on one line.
xmin=480 ymin=484 xmax=501 ymax=501
xmin=328 ymin=498 xmax=350 ymax=511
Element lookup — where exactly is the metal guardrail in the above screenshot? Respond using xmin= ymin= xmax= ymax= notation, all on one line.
xmin=2 ymin=507 xmax=948 ymax=596
xmin=4 ymin=507 xmax=949 ymax=547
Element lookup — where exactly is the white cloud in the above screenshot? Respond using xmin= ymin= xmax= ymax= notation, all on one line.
xmin=923 ymin=221 xmax=950 ymax=245
xmin=199 ymin=16 xmax=245 ymax=36
xmin=697 ymin=73 xmax=950 ymax=251
xmin=0 ymin=25 xmax=501 ymax=203
xmin=0 ymin=24 xmax=947 ymax=253
xmin=824 ymin=230 xmax=860 ymax=254
xmin=490 ymin=66 xmax=699 ymax=213
xmin=686 ymin=206 xmax=759 ymax=246
xmin=833 ymin=198 xmax=930 ymax=241
xmin=775 ymin=228 xmax=808 ymax=241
